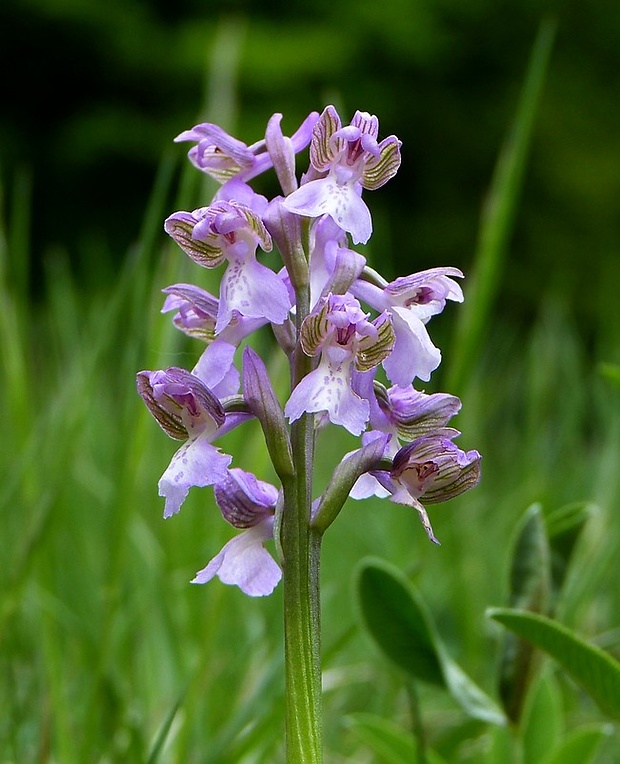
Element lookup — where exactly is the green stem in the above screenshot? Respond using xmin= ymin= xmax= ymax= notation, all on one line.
xmin=282 ymin=421 xmax=322 ymax=762
xmin=406 ymin=679 xmax=427 ymax=764
xmin=281 ymin=217 xmax=323 ymax=762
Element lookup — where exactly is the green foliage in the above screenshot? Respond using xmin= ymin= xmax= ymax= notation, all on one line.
xmin=489 ymin=609 xmax=620 ymax=720
xmin=521 ymin=672 xmax=563 ymax=764
xmin=543 ymin=725 xmax=612 ymax=764
xmin=356 ymin=558 xmax=506 ymax=725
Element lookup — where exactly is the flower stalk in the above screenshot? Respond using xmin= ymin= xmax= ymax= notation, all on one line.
xmin=282 ymin=413 xmax=323 ymax=762
xmin=282 ymin=226 xmax=323 ymax=760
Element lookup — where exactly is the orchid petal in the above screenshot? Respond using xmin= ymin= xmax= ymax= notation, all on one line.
xmin=383 ymin=309 xmax=442 ymax=385
xmin=192 ymin=519 xmax=281 ymax=597
xmin=217 ymin=255 xmax=291 ymax=333
xmin=159 ymin=436 xmax=232 ymax=518
xmin=285 ymin=356 xmax=369 ymax=435
xmin=192 ymin=341 xmax=240 ymax=398
xmin=362 ymin=136 xmax=402 ymax=190
xmin=310 ymin=105 xmax=341 ymax=170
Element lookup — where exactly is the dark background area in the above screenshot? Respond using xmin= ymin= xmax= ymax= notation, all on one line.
xmin=2 ymin=0 xmax=620 ymax=338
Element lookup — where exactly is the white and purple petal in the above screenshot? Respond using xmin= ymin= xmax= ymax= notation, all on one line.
xmin=283 ymin=175 xmax=372 ymax=245
xmin=285 ymin=354 xmax=369 ymax=436
xmin=384 ymin=268 xmax=464 ymax=318
xmin=191 ymin=518 xmax=281 ymax=597
xmin=382 ymin=308 xmax=442 ymax=385
xmin=159 ymin=435 xmax=232 ymax=518
xmin=217 ymin=255 xmax=291 ymax=333
xmin=192 ymin=341 xmax=240 ymax=398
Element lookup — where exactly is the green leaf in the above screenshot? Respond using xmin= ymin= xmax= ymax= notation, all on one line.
xmin=356 ymin=558 xmax=506 ymax=725
xmin=542 ymin=724 xmax=612 ymax=764
xmin=484 ymin=724 xmax=514 ymax=764
xmin=440 ymin=659 xmax=507 ymax=726
xmin=498 ymin=504 xmax=551 ymax=722
xmin=146 ymin=684 xmax=188 ymax=764
xmin=356 ymin=558 xmax=443 ymax=685
xmin=489 ymin=608 xmax=620 ymax=719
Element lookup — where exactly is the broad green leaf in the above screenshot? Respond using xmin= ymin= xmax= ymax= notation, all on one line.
xmin=356 ymin=557 xmax=443 ymax=685
xmin=489 ymin=608 xmax=620 ymax=719
xmin=521 ymin=672 xmax=563 ymax=764
xmin=484 ymin=724 xmax=514 ymax=764
xmin=498 ymin=504 xmax=551 ymax=722
xmin=356 ymin=558 xmax=506 ymax=725
xmin=542 ymin=724 xmax=611 ymax=764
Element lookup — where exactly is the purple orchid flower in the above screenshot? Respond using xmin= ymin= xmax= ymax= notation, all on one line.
xmin=349 ymin=372 xmax=463 ymax=500
xmin=192 ymin=468 xmax=281 ymax=597
xmin=136 ymin=367 xmax=248 ymax=518
xmin=161 ymin=283 xmax=266 ymax=398
xmin=352 ymin=267 xmax=464 ymax=385
xmin=284 ymin=293 xmax=395 ymax=435
xmin=138 ymin=107 xmax=482 ymax=610
xmin=174 ymin=111 xmax=319 ymax=185
xmin=282 ymin=106 xmax=402 ymax=244
xmin=373 ymin=429 xmax=481 ymax=543
xmin=164 ymin=200 xmax=291 ymax=333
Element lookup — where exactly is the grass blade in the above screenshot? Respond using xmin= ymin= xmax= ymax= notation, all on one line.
xmin=447 ymin=17 xmax=557 ymax=391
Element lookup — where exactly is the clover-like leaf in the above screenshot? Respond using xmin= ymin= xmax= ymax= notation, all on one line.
xmin=356 ymin=558 xmax=506 ymax=725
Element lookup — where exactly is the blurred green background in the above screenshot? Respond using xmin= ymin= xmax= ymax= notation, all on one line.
xmin=3 ymin=0 xmax=620 ymax=319
xmin=2 ymin=0 xmax=620 ymax=761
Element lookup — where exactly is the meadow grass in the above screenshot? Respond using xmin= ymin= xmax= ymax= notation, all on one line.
xmin=2 ymin=20 xmax=620 ymax=762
